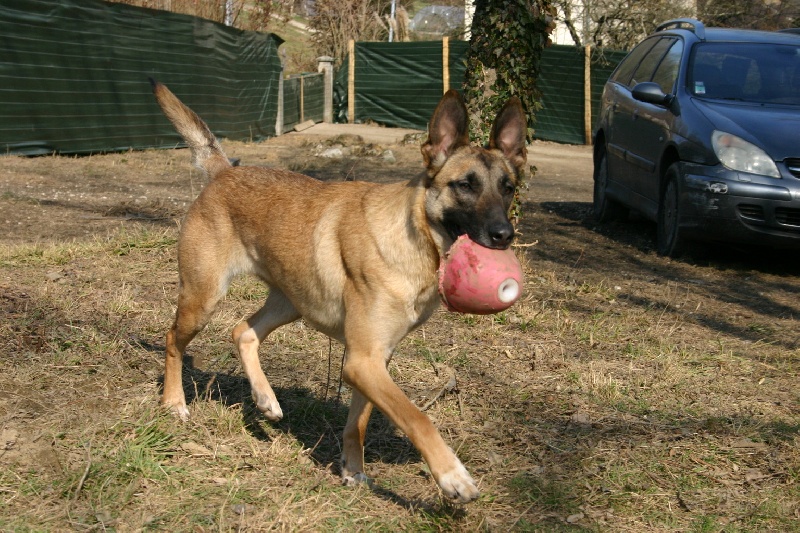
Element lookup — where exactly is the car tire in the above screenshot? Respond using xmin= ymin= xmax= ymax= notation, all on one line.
xmin=593 ymin=147 xmax=628 ymax=222
xmin=657 ymin=163 xmax=687 ymax=257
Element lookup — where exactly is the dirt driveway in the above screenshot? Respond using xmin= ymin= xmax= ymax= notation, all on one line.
xmin=0 ymin=130 xmax=798 ymax=530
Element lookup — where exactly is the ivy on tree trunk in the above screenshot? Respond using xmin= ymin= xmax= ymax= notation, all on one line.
xmin=464 ymin=0 xmax=553 ymax=223
xmin=464 ymin=0 xmax=553 ymax=146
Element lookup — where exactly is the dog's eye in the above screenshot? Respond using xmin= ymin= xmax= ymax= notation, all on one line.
xmin=455 ymin=180 xmax=472 ymax=191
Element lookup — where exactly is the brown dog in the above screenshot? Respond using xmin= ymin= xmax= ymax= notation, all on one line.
xmin=152 ymin=80 xmax=527 ymax=503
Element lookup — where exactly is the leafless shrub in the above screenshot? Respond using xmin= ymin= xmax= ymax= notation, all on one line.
xmin=309 ymin=0 xmax=390 ymax=66
xmin=108 ymin=0 xmax=280 ymax=31
xmin=552 ymin=0 xmax=799 ymax=49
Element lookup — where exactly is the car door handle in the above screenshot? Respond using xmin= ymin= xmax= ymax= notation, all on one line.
xmin=632 ymin=108 xmax=639 ymax=120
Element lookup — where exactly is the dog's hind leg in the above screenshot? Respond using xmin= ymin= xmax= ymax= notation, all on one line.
xmin=341 ymin=388 xmax=374 ymax=484
xmin=163 ymin=230 xmax=239 ymax=420
xmin=163 ymin=284 xmax=226 ymax=420
xmin=232 ymin=289 xmax=300 ymax=422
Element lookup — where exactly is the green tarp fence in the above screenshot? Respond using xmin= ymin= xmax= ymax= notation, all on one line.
xmin=335 ymin=40 xmax=470 ymax=131
xmin=536 ymin=46 xmax=629 ymax=144
xmin=535 ymin=46 xmax=587 ymax=144
xmin=335 ymin=43 xmax=626 ymax=144
xmin=0 ymin=0 xmax=283 ymax=156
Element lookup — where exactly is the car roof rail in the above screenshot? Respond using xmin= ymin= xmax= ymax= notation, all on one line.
xmin=656 ymin=18 xmax=706 ymax=40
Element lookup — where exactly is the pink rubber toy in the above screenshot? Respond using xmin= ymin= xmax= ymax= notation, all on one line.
xmin=438 ymin=234 xmax=523 ymax=314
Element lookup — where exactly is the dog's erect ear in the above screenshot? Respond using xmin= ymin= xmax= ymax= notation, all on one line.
xmin=489 ymin=97 xmax=528 ymax=178
xmin=421 ymin=90 xmax=470 ymax=174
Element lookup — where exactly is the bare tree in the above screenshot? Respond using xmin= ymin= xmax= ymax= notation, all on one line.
xmin=556 ymin=0 xmax=585 ymax=46
xmin=699 ymin=0 xmax=800 ymax=30
xmin=551 ymin=0 xmax=692 ymax=49
xmin=107 ymin=0 xmax=279 ymax=31
xmin=553 ymin=0 xmax=798 ymax=50
xmin=309 ymin=0 xmax=390 ymax=66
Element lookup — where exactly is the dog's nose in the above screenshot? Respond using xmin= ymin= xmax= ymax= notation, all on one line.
xmin=488 ymin=222 xmax=514 ymax=248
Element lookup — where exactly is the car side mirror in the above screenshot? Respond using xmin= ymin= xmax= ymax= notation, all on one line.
xmin=632 ymin=82 xmax=675 ymax=108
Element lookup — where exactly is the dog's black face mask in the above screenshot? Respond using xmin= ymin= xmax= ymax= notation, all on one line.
xmin=440 ymin=169 xmax=517 ymax=250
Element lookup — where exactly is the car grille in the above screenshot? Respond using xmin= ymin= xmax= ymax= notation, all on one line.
xmin=776 ymin=207 xmax=800 ymax=227
xmin=786 ymin=158 xmax=800 ymax=178
xmin=738 ymin=204 xmax=764 ymax=221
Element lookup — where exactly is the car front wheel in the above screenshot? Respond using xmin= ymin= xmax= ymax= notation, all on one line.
xmin=593 ymin=147 xmax=628 ymax=222
xmin=657 ymin=163 xmax=686 ymax=257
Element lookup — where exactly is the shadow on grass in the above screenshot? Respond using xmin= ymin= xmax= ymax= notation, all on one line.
xmin=538 ymin=199 xmax=800 ymax=277
xmin=525 ymin=199 xmax=800 ymax=357
xmin=171 ymin=361 xmax=420 ymax=461
xmin=154 ymin=360 xmax=482 ymax=515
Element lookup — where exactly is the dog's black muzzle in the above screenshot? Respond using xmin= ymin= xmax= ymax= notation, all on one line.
xmin=443 ymin=207 xmax=515 ymax=251
xmin=485 ymin=219 xmax=515 ymax=249
xmin=446 ymin=212 xmax=514 ymax=250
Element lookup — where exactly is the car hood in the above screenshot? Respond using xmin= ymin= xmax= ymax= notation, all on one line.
xmin=693 ymin=99 xmax=800 ymax=161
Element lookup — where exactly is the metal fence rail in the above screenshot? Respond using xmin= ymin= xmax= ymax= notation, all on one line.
xmin=282 ymin=73 xmax=325 ymax=132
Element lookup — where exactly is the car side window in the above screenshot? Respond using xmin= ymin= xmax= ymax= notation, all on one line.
xmin=629 ymin=38 xmax=675 ymax=88
xmin=610 ymin=38 xmax=660 ymax=87
xmin=651 ymin=39 xmax=684 ymax=94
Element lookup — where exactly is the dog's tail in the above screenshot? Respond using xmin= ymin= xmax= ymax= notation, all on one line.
xmin=150 ymin=79 xmax=232 ymax=180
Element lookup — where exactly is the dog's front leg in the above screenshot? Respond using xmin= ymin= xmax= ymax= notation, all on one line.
xmin=341 ymin=348 xmax=479 ymax=503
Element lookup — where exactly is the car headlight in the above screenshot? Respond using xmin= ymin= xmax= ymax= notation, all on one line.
xmin=711 ymin=131 xmax=780 ymax=178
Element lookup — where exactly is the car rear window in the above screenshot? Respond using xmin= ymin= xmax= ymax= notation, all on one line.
xmin=610 ymin=37 xmax=659 ymax=87
xmin=629 ymin=38 xmax=676 ymax=88
xmin=651 ymin=40 xmax=684 ymax=94
xmin=689 ymin=42 xmax=800 ymax=104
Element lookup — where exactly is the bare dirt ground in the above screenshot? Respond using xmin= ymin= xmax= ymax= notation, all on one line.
xmin=1 ymin=131 xmax=798 ymax=531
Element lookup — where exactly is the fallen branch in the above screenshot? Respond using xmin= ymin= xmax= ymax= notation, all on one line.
xmin=73 ymin=441 xmax=92 ymax=501
xmin=420 ymin=366 xmax=457 ymax=411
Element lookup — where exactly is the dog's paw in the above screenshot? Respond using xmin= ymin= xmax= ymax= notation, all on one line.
xmin=436 ymin=462 xmax=480 ymax=503
xmin=252 ymin=392 xmax=283 ymax=422
xmin=161 ymin=399 xmax=190 ymax=421
xmin=342 ymin=472 xmax=372 ymax=487
xmin=175 ymin=405 xmax=190 ymax=421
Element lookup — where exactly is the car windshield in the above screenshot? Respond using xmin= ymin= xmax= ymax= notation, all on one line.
xmin=689 ymin=42 xmax=800 ymax=105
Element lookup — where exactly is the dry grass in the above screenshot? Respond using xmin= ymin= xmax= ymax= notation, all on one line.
xmin=0 ymin=138 xmax=798 ymax=531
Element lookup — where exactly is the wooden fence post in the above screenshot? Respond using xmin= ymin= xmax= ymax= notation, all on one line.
xmin=275 ymin=58 xmax=285 ymax=135
xmin=300 ymin=76 xmax=305 ymax=123
xmin=317 ymin=56 xmax=334 ymax=123
xmin=584 ymin=44 xmax=592 ymax=145
xmin=348 ymin=39 xmax=355 ymax=124
xmin=442 ymin=36 xmax=449 ymax=93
